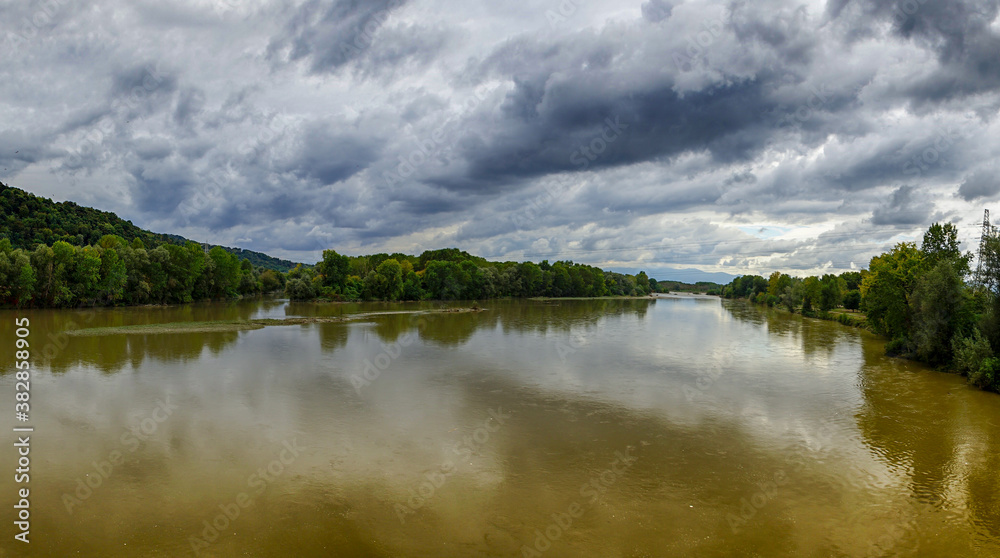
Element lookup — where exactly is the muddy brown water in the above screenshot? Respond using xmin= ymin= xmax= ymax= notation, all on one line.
xmin=1 ymin=296 xmax=998 ymax=556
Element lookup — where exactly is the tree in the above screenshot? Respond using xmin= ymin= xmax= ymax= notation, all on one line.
xmin=636 ymin=271 xmax=650 ymax=295
xmin=861 ymin=242 xmax=924 ymax=339
xmin=285 ymin=277 xmax=315 ymax=300
xmin=96 ymin=244 xmax=127 ymax=304
xmin=317 ymin=249 xmax=350 ymax=291
xmin=767 ymin=272 xmax=792 ymax=298
xmin=818 ymin=274 xmax=843 ymax=311
xmin=839 ymin=271 xmax=863 ymax=291
xmin=367 ymin=258 xmax=404 ymax=301
xmin=260 ymin=269 xmax=282 ymax=292
xmin=801 ymin=276 xmax=821 ymax=311
xmin=910 ymin=260 xmax=974 ymax=365
xmin=843 ymin=290 xmax=861 ymax=311
xmin=921 ymin=222 xmax=972 ymax=276
xmin=0 ymin=239 xmax=35 ymax=307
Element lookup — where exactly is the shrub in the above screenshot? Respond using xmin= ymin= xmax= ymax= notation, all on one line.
xmin=970 ymin=357 xmax=1000 ymax=391
xmin=284 ymin=277 xmax=315 ymax=301
xmin=885 ymin=336 xmax=910 ymax=357
xmin=952 ymin=329 xmax=993 ymax=377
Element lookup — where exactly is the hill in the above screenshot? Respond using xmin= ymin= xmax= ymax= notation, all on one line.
xmin=0 ymin=182 xmax=301 ymax=271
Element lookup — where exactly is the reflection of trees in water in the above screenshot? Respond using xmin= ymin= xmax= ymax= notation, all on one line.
xmin=318 ymin=322 xmax=349 ymax=352
xmin=0 ymin=297 xmax=655 ymax=373
xmin=720 ymin=300 xmax=856 ymax=359
xmin=495 ymin=298 xmax=653 ymax=336
xmin=408 ymin=373 xmax=802 ymax=557
xmin=0 ymin=300 xmax=266 ymax=374
xmin=356 ymin=298 xmax=656 ymax=347
xmin=855 ymin=338 xmax=1000 ymax=541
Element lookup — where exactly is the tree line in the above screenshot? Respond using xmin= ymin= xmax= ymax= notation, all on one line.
xmin=0 ymin=240 xmax=654 ymax=309
xmin=720 ymin=223 xmax=999 ymax=393
xmin=285 ymin=248 xmax=653 ymax=301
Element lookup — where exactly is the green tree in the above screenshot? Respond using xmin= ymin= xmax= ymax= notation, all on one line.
xmin=843 ymin=290 xmax=861 ymax=311
xmin=767 ymin=272 xmax=792 ymax=298
xmin=818 ymin=274 xmax=843 ymax=311
xmin=910 ymin=260 xmax=974 ymax=364
xmin=285 ymin=277 xmax=315 ymax=300
xmin=367 ymin=258 xmax=404 ymax=301
xmin=921 ymin=222 xmax=971 ymax=276
xmin=317 ymin=249 xmax=350 ymax=291
xmin=260 ymin=269 xmax=282 ymax=292
xmin=861 ymin=242 xmax=925 ymax=340
xmin=0 ymin=239 xmax=35 ymax=307
xmin=801 ymin=276 xmax=821 ymax=311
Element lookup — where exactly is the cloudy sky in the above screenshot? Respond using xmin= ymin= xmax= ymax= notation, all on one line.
xmin=3 ymin=0 xmax=1000 ymax=279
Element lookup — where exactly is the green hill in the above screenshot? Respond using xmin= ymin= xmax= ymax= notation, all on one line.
xmin=0 ymin=182 xmax=301 ymax=271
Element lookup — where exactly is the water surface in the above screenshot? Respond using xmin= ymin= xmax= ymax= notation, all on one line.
xmin=1 ymin=296 xmax=999 ymax=556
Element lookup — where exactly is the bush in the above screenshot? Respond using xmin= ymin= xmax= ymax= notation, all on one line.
xmin=284 ymin=277 xmax=315 ymax=301
xmin=952 ymin=329 xmax=993 ymax=377
xmin=885 ymin=336 xmax=910 ymax=357
xmin=843 ymin=290 xmax=861 ymax=311
xmin=970 ymin=357 xmax=1000 ymax=391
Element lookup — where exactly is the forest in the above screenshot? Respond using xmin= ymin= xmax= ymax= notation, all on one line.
xmin=0 ymin=182 xmax=299 ymax=271
xmin=0 ymin=238 xmax=654 ymax=309
xmin=720 ymin=223 xmax=1000 ymax=393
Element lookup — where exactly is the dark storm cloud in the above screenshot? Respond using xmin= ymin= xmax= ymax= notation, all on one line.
xmin=642 ymin=0 xmax=679 ymax=23
xmin=267 ymin=0 xmax=414 ymax=74
xmin=286 ymin=123 xmax=380 ymax=185
xmin=4 ymin=0 xmax=999 ymax=274
xmin=173 ymin=87 xmax=206 ymax=129
xmin=834 ymin=0 xmax=1000 ymax=103
xmin=126 ymin=157 xmax=195 ymax=213
xmin=871 ymin=185 xmax=936 ymax=225
xmin=958 ymin=169 xmax=1000 ymax=201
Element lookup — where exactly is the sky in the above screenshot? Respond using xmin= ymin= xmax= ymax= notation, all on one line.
xmin=2 ymin=0 xmax=1000 ymax=280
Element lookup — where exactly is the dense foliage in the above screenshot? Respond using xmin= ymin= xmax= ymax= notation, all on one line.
xmin=0 ymin=237 xmax=652 ymax=308
xmin=1 ymin=183 xmax=299 ymax=271
xmin=284 ymin=249 xmax=653 ymax=302
xmin=0 ymin=236 xmax=277 ymax=307
xmin=720 ymin=222 xmax=998 ymax=393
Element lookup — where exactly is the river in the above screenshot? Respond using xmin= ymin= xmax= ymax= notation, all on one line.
xmin=1 ymin=295 xmax=998 ymax=556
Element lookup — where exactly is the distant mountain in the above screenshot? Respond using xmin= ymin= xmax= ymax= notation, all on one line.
xmin=0 ymin=182 xmax=301 ymax=271
xmin=610 ymin=266 xmax=739 ymax=284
